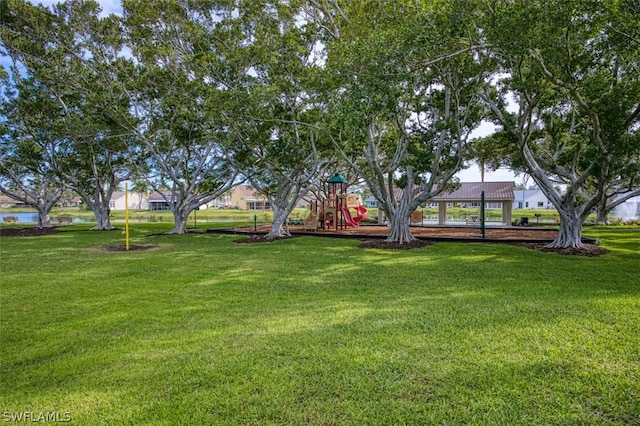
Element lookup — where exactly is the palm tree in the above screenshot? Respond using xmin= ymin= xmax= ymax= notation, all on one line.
xmin=131 ymin=179 xmax=150 ymax=210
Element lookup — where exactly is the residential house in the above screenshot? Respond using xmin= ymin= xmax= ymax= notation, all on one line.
xmin=230 ymin=185 xmax=270 ymax=210
xmin=513 ymin=189 xmax=552 ymax=209
xmin=109 ymin=191 xmax=149 ymax=210
xmin=57 ymin=195 xmax=83 ymax=208
xmin=147 ymin=192 xmax=174 ymax=211
xmin=0 ymin=194 xmax=24 ymax=208
xmin=363 ymin=195 xmax=379 ymax=208
xmin=206 ymin=191 xmax=233 ymax=209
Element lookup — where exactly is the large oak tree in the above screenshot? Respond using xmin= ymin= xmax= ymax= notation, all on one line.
xmin=1 ymin=0 xmax=136 ymax=230
xmin=320 ymin=0 xmax=486 ymax=243
xmin=229 ymin=0 xmax=334 ymax=239
xmin=481 ymin=0 xmax=640 ymax=247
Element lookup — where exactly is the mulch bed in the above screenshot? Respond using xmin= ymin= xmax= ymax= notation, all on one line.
xmin=228 ymin=225 xmax=608 ymax=256
xmin=0 ymin=227 xmax=59 ymax=237
xmin=229 ymin=224 xmax=562 ymax=241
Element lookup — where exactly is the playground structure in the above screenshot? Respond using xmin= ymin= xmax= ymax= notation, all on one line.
xmin=306 ymin=172 xmax=367 ymax=231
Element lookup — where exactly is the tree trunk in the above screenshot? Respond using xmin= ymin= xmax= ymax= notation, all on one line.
xmin=163 ymin=178 xmax=237 ymax=234
xmin=518 ymin=146 xmax=591 ymax=249
xmin=596 ymin=207 xmax=609 ymax=225
xmin=34 ymin=192 xmax=61 ymax=228
xmin=547 ymin=213 xmax=583 ymax=249
xmin=77 ymin=187 xmax=116 ymax=231
xmin=166 ymin=213 xmax=189 ymax=234
xmin=166 ymin=203 xmax=190 ymax=234
xmin=595 ymin=196 xmax=609 ymax=225
xmin=384 ymin=203 xmax=416 ymax=244
xmin=162 ymin=188 xmax=197 ymax=234
xmin=34 ymin=203 xmax=54 ymax=229
xmin=91 ymin=205 xmax=115 ymax=231
xmin=265 ymin=205 xmax=291 ymax=239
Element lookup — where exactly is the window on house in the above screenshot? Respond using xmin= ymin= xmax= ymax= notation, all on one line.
xmin=537 ymin=201 xmax=544 ymax=207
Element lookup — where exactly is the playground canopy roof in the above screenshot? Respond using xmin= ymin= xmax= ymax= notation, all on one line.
xmin=432 ymin=182 xmax=515 ymax=202
xmin=327 ymin=172 xmax=348 ymax=183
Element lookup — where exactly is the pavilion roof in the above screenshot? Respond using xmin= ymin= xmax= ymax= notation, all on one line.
xmin=431 ymin=181 xmax=515 ymax=201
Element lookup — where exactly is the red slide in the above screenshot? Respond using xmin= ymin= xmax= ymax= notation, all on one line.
xmin=353 ymin=205 xmax=367 ymax=223
xmin=340 ymin=207 xmax=359 ymax=227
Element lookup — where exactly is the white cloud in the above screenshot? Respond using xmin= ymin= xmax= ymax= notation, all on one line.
xmin=456 ymin=166 xmax=523 ymax=184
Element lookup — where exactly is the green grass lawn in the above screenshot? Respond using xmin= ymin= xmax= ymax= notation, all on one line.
xmin=1 ymin=224 xmax=639 ymax=425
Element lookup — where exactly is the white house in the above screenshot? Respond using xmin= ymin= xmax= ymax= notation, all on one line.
xmin=513 ymin=189 xmax=552 ymax=209
xmin=206 ymin=191 xmax=233 ymax=209
xmin=109 ymin=191 xmax=149 ymax=210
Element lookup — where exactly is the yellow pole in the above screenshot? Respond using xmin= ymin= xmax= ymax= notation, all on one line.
xmin=125 ymin=182 xmax=130 ymax=251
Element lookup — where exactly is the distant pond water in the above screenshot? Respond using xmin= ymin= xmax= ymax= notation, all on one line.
xmin=0 ymin=212 xmax=90 ymax=224
xmin=1 ymin=212 xmax=39 ymax=223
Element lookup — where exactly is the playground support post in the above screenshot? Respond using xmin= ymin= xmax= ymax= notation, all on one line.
xmin=481 ymin=190 xmax=485 ymax=239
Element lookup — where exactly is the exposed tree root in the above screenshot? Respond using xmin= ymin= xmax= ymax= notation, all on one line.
xmin=513 ymin=242 xmax=608 ymax=257
xmin=234 ymin=234 xmax=293 ymax=244
xmin=359 ymin=239 xmax=432 ymax=250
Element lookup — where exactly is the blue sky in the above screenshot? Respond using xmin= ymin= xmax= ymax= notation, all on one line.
xmin=11 ymin=1 xmax=522 ymax=184
xmin=28 ymin=0 xmax=122 ymax=16
xmin=1 ymin=1 xmax=123 ymax=76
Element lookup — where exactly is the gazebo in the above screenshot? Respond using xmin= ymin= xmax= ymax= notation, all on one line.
xmin=431 ymin=182 xmax=515 ymax=225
